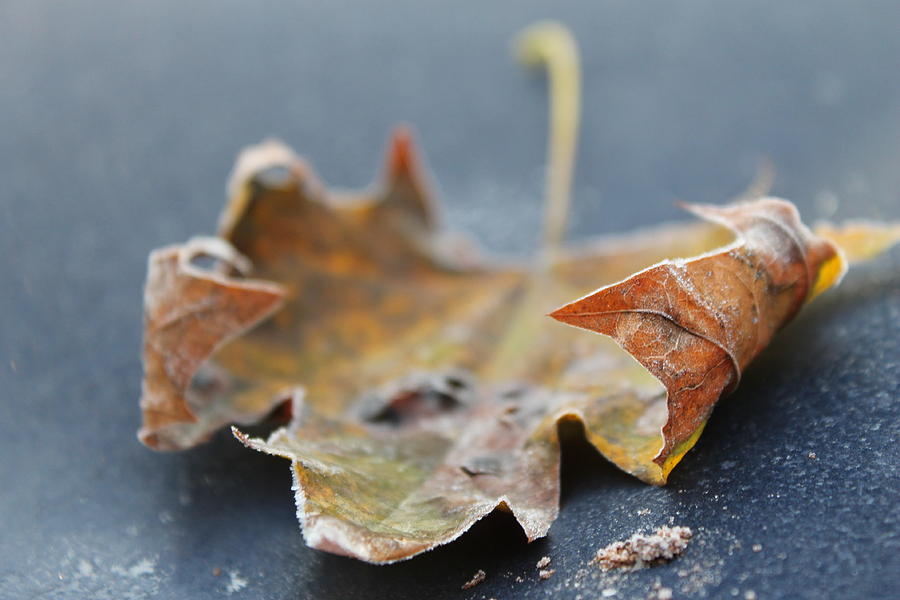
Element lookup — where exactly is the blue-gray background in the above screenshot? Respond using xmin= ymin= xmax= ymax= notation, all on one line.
xmin=1 ymin=1 xmax=898 ymax=599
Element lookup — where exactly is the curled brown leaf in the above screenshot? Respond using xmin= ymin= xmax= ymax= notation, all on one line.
xmin=138 ymin=131 xmax=894 ymax=563
xmin=139 ymin=237 xmax=286 ymax=450
xmin=550 ymin=199 xmax=846 ymax=476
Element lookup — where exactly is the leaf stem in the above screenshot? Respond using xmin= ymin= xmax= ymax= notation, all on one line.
xmin=483 ymin=23 xmax=582 ymax=380
xmin=515 ymin=21 xmax=581 ymax=258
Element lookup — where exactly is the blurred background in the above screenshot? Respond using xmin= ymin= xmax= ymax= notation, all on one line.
xmin=1 ymin=1 xmax=898 ymax=599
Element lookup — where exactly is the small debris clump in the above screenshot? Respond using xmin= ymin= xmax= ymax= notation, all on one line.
xmin=538 ymin=568 xmax=556 ymax=580
xmin=461 ymin=569 xmax=486 ymax=590
xmin=646 ymin=579 xmax=674 ymax=600
xmin=751 ymin=544 xmax=762 ymax=553
xmin=536 ymin=556 xmax=551 ymax=569
xmin=594 ymin=526 xmax=693 ymax=571
xmin=654 ymin=588 xmax=673 ymax=600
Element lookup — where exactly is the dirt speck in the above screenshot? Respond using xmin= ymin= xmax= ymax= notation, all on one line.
xmin=212 ymin=567 xmax=222 ymax=577
xmin=461 ymin=569 xmax=486 ymax=590
xmin=538 ymin=568 xmax=555 ymax=580
xmin=744 ymin=591 xmax=757 ymax=600
xmin=751 ymin=544 xmax=762 ymax=553
xmin=647 ymin=579 xmax=674 ymax=600
xmin=807 ymin=451 xmax=817 ymax=459
xmin=76 ymin=560 xmax=94 ymax=578
xmin=111 ymin=558 xmax=156 ymax=578
xmin=225 ymin=571 xmax=247 ymax=594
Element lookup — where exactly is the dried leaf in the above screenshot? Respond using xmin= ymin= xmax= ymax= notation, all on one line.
xmin=139 ymin=129 xmax=524 ymax=451
xmin=136 ymin=31 xmax=900 ymax=564
xmin=140 ymin=122 xmax=895 ymax=562
xmin=139 ymin=237 xmax=286 ymax=449
xmin=551 ymin=199 xmax=847 ymax=476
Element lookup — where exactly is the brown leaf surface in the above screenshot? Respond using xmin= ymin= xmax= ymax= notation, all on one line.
xmin=139 ymin=237 xmax=286 ymax=449
xmin=550 ymin=199 xmax=846 ymax=474
xmin=139 ymin=129 xmax=525 ymax=451
xmin=138 ymin=129 xmax=892 ymax=563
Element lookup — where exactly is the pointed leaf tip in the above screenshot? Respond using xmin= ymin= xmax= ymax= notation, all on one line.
xmin=386 ymin=125 xmax=414 ymax=175
xmin=381 ymin=125 xmax=437 ymax=229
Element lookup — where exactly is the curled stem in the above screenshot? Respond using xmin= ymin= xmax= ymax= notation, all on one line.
xmin=515 ymin=21 xmax=581 ymax=258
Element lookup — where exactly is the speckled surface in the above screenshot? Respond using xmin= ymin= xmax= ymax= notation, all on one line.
xmin=1 ymin=1 xmax=898 ymax=598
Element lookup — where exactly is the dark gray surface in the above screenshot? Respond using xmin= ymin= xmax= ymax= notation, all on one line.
xmin=1 ymin=1 xmax=899 ymax=599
